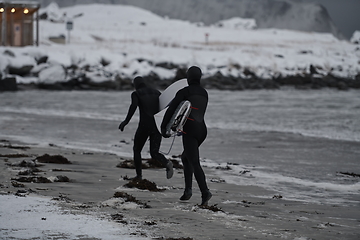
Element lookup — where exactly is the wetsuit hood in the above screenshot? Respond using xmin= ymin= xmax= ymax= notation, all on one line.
xmin=133 ymin=76 xmax=146 ymax=89
xmin=186 ymin=66 xmax=202 ymax=85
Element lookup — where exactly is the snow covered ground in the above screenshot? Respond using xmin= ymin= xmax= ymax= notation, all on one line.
xmin=1 ymin=2 xmax=359 ymax=85
xmin=0 ymin=194 xmax=151 ymax=239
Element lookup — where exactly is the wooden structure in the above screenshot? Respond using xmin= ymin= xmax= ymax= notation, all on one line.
xmin=0 ymin=1 xmax=40 ymax=46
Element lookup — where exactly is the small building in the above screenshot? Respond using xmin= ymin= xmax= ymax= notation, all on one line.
xmin=0 ymin=1 xmax=40 ymax=47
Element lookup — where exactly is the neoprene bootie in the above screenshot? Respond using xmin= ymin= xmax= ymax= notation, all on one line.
xmin=166 ymin=161 xmax=174 ymax=179
xmin=201 ymin=190 xmax=212 ymax=206
xmin=180 ymin=188 xmax=192 ymax=200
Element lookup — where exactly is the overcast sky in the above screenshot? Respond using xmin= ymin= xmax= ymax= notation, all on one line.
xmin=292 ymin=0 xmax=360 ymax=39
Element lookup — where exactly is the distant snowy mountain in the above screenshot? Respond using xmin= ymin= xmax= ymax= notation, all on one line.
xmin=23 ymin=0 xmax=344 ymax=39
xmin=1 ymin=3 xmax=359 ymax=91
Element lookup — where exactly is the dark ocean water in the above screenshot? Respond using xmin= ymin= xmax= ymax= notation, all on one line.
xmin=1 ymin=89 xmax=359 ymax=206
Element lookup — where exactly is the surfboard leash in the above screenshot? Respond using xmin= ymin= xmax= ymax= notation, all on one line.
xmin=160 ymin=134 xmax=177 ymax=155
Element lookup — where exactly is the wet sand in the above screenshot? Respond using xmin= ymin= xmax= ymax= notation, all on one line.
xmin=1 ymin=137 xmax=360 ymax=240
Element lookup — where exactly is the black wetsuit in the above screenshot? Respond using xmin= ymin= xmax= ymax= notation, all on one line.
xmin=161 ymin=67 xmax=210 ymax=197
xmin=119 ymin=78 xmax=168 ymax=178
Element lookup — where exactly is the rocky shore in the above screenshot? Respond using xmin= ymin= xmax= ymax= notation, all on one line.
xmin=1 ymin=62 xmax=360 ymax=92
xmin=1 ymin=46 xmax=360 ymax=92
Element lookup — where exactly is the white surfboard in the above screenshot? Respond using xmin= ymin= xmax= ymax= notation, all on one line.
xmin=155 ymin=79 xmax=188 ymax=133
xmin=164 ymin=100 xmax=192 ymax=137
xmin=158 ymin=79 xmax=188 ymax=111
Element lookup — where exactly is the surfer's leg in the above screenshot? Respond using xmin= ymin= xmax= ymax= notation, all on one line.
xmin=180 ymin=152 xmax=193 ymax=200
xmin=149 ymin=130 xmax=173 ymax=179
xmin=133 ymin=129 xmax=148 ymax=178
xmin=182 ymin=135 xmax=208 ymax=193
xmin=149 ymin=130 xmax=168 ymax=166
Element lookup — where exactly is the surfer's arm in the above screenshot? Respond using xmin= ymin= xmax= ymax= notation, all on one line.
xmin=119 ymin=92 xmax=138 ymax=131
xmin=161 ymin=90 xmax=185 ymax=136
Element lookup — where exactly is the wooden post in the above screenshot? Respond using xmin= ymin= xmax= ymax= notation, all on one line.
xmin=35 ymin=9 xmax=39 ymax=46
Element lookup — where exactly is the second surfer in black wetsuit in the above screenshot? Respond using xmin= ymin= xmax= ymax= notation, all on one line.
xmin=161 ymin=66 xmax=212 ymax=206
xmin=119 ymin=76 xmax=173 ymax=180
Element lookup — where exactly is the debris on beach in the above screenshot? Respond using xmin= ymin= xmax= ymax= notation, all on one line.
xmin=194 ymin=204 xmax=224 ymax=213
xmin=117 ymin=158 xmax=183 ymax=169
xmin=52 ymin=194 xmax=73 ymax=202
xmin=12 ymin=176 xmax=52 ymax=183
xmin=272 ymin=194 xmax=283 ymax=199
xmin=7 ymin=159 xmax=41 ymax=168
xmin=117 ymin=159 xmax=135 ymax=168
xmin=11 ymin=181 xmax=25 ymax=188
xmin=18 ymin=168 xmax=42 ymax=175
xmin=210 ymin=178 xmax=226 ymax=183
xmin=240 ymin=200 xmax=265 ymax=207
xmin=337 ymin=172 xmax=360 ymax=178
xmin=111 ymin=213 xmax=128 ymax=224
xmin=144 ymin=220 xmax=157 ymax=226
xmin=123 ymin=177 xmax=165 ymax=192
xmin=49 ymin=175 xmax=71 ymax=182
xmin=215 ymin=164 xmax=232 ymax=170
xmin=36 ymin=154 xmax=72 ymax=164
xmin=12 ymin=175 xmax=70 ymax=183
xmin=113 ymin=191 xmax=151 ymax=208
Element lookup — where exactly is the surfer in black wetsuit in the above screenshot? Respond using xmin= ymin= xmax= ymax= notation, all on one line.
xmin=119 ymin=76 xmax=173 ymax=180
xmin=161 ymin=66 xmax=212 ymax=206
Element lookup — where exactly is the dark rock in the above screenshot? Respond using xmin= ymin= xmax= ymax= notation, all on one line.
xmin=262 ymin=79 xmax=279 ymax=89
xmin=100 ymin=57 xmax=111 ymax=67
xmin=243 ymin=68 xmax=256 ymax=77
xmin=336 ymin=81 xmax=349 ymax=90
xmin=39 ymin=12 xmax=48 ymax=20
xmin=274 ymin=75 xmax=311 ymax=86
xmin=299 ymin=50 xmax=313 ymax=54
xmin=174 ymin=67 xmax=187 ymax=81
xmin=36 ymin=154 xmax=72 ymax=164
xmin=54 ymin=175 xmax=70 ymax=182
xmin=36 ymin=56 xmax=48 ymax=65
xmin=309 ymin=64 xmax=318 ymax=75
xmin=0 ymin=77 xmax=17 ymax=91
xmin=12 ymin=176 xmax=52 ymax=183
xmin=8 ymin=65 xmax=33 ymax=76
xmin=37 ymin=82 xmax=70 ymax=90
xmin=155 ymin=62 xmax=179 ymax=69
xmin=114 ymin=74 xmax=133 ymax=90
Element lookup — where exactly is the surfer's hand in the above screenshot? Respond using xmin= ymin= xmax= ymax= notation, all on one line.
xmin=161 ymin=128 xmax=170 ymax=138
xmin=119 ymin=121 xmax=127 ymax=131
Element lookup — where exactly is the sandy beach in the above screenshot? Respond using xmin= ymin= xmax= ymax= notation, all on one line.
xmin=1 ymin=134 xmax=359 ymax=240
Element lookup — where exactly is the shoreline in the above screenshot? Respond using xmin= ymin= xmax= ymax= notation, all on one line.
xmin=1 ymin=137 xmax=360 ymax=240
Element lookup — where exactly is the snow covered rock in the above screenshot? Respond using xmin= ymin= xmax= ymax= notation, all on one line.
xmin=38 ymin=64 xmax=67 ymax=84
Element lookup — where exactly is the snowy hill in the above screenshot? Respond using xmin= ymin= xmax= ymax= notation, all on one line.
xmin=0 ymin=3 xmax=359 ymax=90
xmin=20 ymin=0 xmax=344 ymax=39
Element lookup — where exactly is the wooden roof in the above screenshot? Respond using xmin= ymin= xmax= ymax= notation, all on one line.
xmin=0 ymin=1 xmax=40 ymax=9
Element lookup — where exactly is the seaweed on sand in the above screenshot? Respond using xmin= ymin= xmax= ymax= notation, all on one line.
xmin=113 ymin=191 xmax=151 ymax=208
xmin=117 ymin=158 xmax=182 ymax=169
xmin=123 ymin=177 xmax=165 ymax=192
xmin=196 ymin=204 xmax=224 ymax=213
xmin=36 ymin=154 xmax=72 ymax=164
